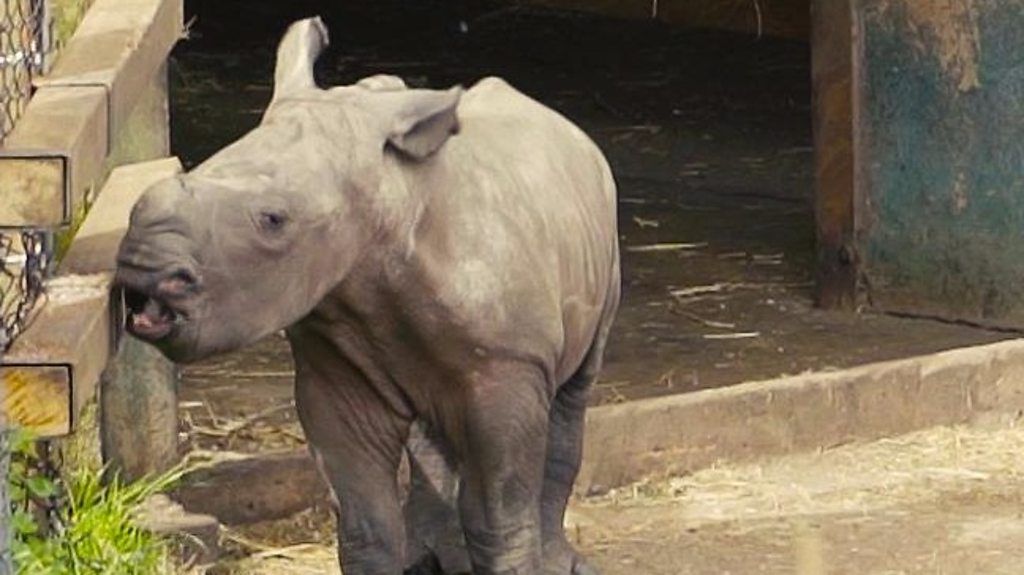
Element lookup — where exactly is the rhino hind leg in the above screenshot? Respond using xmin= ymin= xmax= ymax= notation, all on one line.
xmin=541 ymin=308 xmax=617 ymax=575
xmin=403 ymin=293 xmax=618 ymax=575
xmin=539 ymin=366 xmax=601 ymax=575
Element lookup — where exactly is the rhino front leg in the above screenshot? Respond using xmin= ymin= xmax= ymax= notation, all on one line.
xmin=452 ymin=364 xmax=550 ymax=575
xmin=404 ymin=421 xmax=470 ymax=574
xmin=295 ymin=369 xmax=411 ymax=575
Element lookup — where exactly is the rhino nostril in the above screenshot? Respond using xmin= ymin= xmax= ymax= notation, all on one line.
xmin=173 ymin=268 xmax=198 ymax=285
xmin=159 ymin=268 xmax=199 ymax=294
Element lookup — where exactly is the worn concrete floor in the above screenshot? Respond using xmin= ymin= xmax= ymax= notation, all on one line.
xmin=573 ymin=423 xmax=1024 ymax=574
xmin=205 ymin=423 xmax=1024 ymax=574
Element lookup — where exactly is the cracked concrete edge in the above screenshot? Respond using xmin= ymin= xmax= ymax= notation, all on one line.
xmin=577 ymin=337 xmax=1024 ymax=493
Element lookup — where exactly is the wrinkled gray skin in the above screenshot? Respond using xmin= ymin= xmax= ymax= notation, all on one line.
xmin=115 ymin=17 xmax=619 ymax=575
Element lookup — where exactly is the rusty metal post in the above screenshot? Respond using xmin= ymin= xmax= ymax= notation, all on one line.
xmin=811 ymin=0 xmax=858 ymax=310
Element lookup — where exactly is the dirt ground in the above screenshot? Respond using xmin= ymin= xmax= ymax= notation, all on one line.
xmin=573 ymin=422 xmax=1024 ymax=574
xmin=201 ymin=422 xmax=1024 ymax=574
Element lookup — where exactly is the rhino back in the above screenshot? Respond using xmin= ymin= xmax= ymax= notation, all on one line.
xmin=384 ymin=77 xmax=618 ymax=383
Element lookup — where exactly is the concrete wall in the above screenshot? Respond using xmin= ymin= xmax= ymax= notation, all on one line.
xmin=854 ymin=0 xmax=1024 ymax=328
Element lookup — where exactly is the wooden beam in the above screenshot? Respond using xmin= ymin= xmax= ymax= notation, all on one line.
xmin=0 ymin=88 xmax=107 ymax=227
xmin=101 ymin=336 xmax=178 ymax=481
xmin=37 ymin=0 xmax=184 ymax=142
xmin=811 ymin=0 xmax=858 ymax=309
xmin=62 ymin=157 xmax=182 ymax=275
xmin=0 ymin=158 xmax=181 ymax=437
xmin=0 ymin=0 xmax=182 ymax=228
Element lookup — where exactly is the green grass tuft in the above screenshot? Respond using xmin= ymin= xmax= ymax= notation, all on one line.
xmin=10 ymin=431 xmax=187 ymax=575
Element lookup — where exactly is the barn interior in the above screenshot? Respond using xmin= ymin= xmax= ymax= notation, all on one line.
xmin=172 ymin=0 xmax=1009 ymax=454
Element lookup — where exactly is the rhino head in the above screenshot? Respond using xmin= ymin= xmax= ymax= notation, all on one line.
xmin=114 ymin=17 xmax=462 ymax=362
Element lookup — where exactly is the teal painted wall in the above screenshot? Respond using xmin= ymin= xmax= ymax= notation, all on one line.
xmin=858 ymin=0 xmax=1024 ymax=326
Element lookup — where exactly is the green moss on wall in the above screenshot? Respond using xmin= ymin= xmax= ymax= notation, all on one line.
xmin=58 ymin=399 xmax=103 ymax=476
xmin=54 ymin=195 xmax=89 ymax=261
xmin=51 ymin=0 xmax=92 ymax=47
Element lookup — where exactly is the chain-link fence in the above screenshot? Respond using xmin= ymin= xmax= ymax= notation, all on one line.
xmin=1 ymin=0 xmax=50 ymax=144
xmin=2 ymin=2 xmax=55 ymax=570
xmin=1 ymin=231 xmax=50 ymax=352
xmin=1 ymin=0 xmax=54 ymax=350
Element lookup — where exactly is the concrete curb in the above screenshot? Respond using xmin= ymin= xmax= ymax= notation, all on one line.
xmin=176 ymin=450 xmax=329 ymax=525
xmin=177 ymin=338 xmax=1024 ymax=522
xmin=578 ymin=338 xmax=1024 ymax=493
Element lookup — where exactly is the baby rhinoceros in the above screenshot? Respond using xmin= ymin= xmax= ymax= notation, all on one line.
xmin=115 ymin=16 xmax=620 ymax=575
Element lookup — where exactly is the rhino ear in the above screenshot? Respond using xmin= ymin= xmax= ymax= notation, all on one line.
xmin=368 ymin=87 xmax=463 ymax=160
xmin=272 ymin=17 xmax=329 ymax=101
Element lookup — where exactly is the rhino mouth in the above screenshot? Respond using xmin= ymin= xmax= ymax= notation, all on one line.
xmin=123 ymin=287 xmax=185 ymax=341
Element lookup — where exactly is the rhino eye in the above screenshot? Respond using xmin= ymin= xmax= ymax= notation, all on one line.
xmin=258 ymin=210 xmax=289 ymax=232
